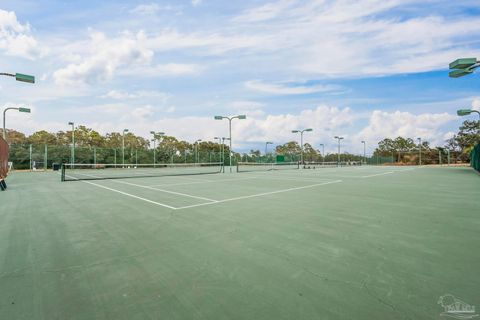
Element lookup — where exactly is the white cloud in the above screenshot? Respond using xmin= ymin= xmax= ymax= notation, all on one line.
xmin=0 ymin=9 xmax=44 ymax=59
xmin=191 ymin=0 xmax=203 ymax=7
xmin=472 ymin=98 xmax=480 ymax=112
xmin=121 ymin=63 xmax=203 ymax=77
xmin=101 ymin=90 xmax=170 ymax=101
xmin=355 ymin=110 xmax=457 ymax=148
xmin=131 ymin=3 xmax=181 ymax=15
xmin=233 ymin=0 xmax=296 ymax=22
xmin=245 ymin=80 xmax=341 ymax=95
xmin=53 ymin=30 xmax=153 ymax=85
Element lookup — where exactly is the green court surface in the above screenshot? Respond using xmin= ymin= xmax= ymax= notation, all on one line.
xmin=1 ymin=166 xmax=479 ymax=319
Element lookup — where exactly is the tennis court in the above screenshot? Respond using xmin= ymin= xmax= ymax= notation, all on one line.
xmin=1 ymin=165 xmax=479 ymax=319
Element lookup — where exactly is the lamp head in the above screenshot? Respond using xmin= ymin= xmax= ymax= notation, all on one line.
xmin=237 ymin=115 xmax=246 ymax=120
xmin=305 ymin=128 xmax=313 ymax=132
xmin=68 ymin=122 xmax=74 ymax=126
xmin=18 ymin=107 xmax=31 ymax=113
xmin=457 ymin=109 xmax=473 ymax=116
xmin=214 ymin=116 xmax=223 ymax=120
xmin=292 ymin=130 xmax=299 ymax=133
xmin=123 ymin=129 xmax=129 ymax=133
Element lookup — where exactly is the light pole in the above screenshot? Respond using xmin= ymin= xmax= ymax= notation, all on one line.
xmin=457 ymin=109 xmax=480 ymax=131
xmin=122 ymin=129 xmax=129 ymax=166
xmin=334 ymin=136 xmax=344 ymax=166
xmin=265 ymin=141 xmax=273 ymax=157
xmin=1 ymin=72 xmax=34 ymax=141
xmin=319 ymin=143 xmax=325 ymax=165
xmin=214 ymin=137 xmax=222 ymax=163
xmin=448 ymin=58 xmax=480 ymax=78
xmin=150 ymin=131 xmax=165 ymax=166
xmin=417 ymin=137 xmax=422 ymax=166
xmin=68 ymin=122 xmax=75 ymax=166
xmin=292 ymin=128 xmax=313 ymax=164
xmin=0 ymin=72 xmax=35 ymax=83
xmin=361 ymin=140 xmax=366 ymax=164
xmin=214 ymin=115 xmax=246 ymax=172
xmin=195 ymin=139 xmax=202 ymax=164
xmin=2 ymin=107 xmax=31 ymax=141
xmin=221 ymin=137 xmax=230 ymax=172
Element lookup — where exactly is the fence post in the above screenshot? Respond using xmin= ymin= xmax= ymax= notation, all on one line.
xmin=44 ymin=144 xmax=48 ymax=171
xmin=29 ymin=144 xmax=32 ymax=171
xmin=114 ymin=149 xmax=117 ymax=167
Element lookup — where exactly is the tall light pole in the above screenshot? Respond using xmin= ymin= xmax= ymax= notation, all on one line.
xmin=214 ymin=115 xmax=246 ymax=172
xmin=150 ymin=131 xmax=165 ymax=166
xmin=1 ymin=72 xmax=34 ymax=141
xmin=417 ymin=137 xmax=422 ymax=166
xmin=2 ymin=107 xmax=31 ymax=141
xmin=292 ymin=128 xmax=313 ymax=164
xmin=195 ymin=139 xmax=202 ymax=164
xmin=221 ymin=137 xmax=230 ymax=172
xmin=361 ymin=140 xmax=366 ymax=164
xmin=68 ymin=122 xmax=75 ymax=166
xmin=457 ymin=109 xmax=480 ymax=131
xmin=319 ymin=143 xmax=325 ymax=164
xmin=122 ymin=129 xmax=129 ymax=166
xmin=214 ymin=137 xmax=222 ymax=163
xmin=448 ymin=58 xmax=480 ymax=78
xmin=265 ymin=141 xmax=273 ymax=156
xmin=334 ymin=136 xmax=344 ymax=166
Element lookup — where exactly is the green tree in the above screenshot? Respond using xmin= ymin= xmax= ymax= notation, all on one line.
xmin=27 ymin=130 xmax=57 ymax=145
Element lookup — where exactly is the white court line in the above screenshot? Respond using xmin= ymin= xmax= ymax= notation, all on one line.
xmin=174 ymin=180 xmax=343 ymax=210
xmin=66 ymin=176 xmax=177 ymax=210
xmin=361 ymin=171 xmax=395 ymax=178
xmin=112 ymin=180 xmax=219 ymax=202
xmin=256 ymin=175 xmax=337 ymax=183
xmin=148 ymin=176 xmax=258 ymax=187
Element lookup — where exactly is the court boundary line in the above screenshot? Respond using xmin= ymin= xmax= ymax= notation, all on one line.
xmin=80 ymin=180 xmax=178 ymax=210
xmin=174 ymin=179 xmax=343 ymax=210
xmin=112 ymin=180 xmax=219 ymax=202
xmin=147 ymin=176 xmax=258 ymax=187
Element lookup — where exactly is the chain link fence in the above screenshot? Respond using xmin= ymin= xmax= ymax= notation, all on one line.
xmin=8 ymin=144 xmax=224 ymax=170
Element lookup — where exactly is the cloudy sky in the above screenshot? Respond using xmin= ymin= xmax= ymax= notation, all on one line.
xmin=1 ymin=0 xmax=480 ymax=154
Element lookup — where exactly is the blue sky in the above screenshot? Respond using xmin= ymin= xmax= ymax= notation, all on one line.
xmin=1 ymin=0 xmax=480 ymax=154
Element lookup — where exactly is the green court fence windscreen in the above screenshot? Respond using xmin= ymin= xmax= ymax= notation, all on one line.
xmin=471 ymin=143 xmax=480 ymax=172
xmin=0 ymin=136 xmax=9 ymax=181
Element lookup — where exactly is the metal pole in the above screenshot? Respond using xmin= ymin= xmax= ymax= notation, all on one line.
xmin=93 ymin=147 xmax=97 ymax=165
xmin=135 ymin=150 xmax=138 ymax=166
xmin=418 ymin=138 xmax=422 ymax=166
xmin=229 ymin=118 xmax=233 ymax=172
xmin=265 ymin=142 xmax=268 ymax=156
xmin=2 ymin=108 xmax=9 ymax=140
xmin=122 ymin=133 xmax=125 ymax=167
xmin=29 ymin=144 xmax=32 ymax=171
xmin=363 ymin=142 xmax=366 ymax=164
xmin=44 ymin=144 xmax=48 ymax=171
xmin=300 ymin=131 xmax=304 ymax=164
xmin=114 ymin=149 xmax=117 ymax=168
xmin=153 ymin=139 xmax=156 ymax=166
xmin=337 ymin=139 xmax=340 ymax=166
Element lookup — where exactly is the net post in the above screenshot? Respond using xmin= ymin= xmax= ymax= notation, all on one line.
xmin=61 ymin=163 xmax=65 ymax=181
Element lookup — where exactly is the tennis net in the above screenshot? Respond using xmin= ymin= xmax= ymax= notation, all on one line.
xmin=237 ymin=162 xmax=300 ymax=172
xmin=302 ymin=161 xmax=363 ymax=169
xmin=61 ymin=162 xmax=223 ymax=181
